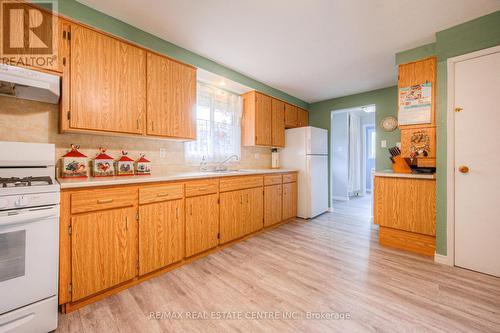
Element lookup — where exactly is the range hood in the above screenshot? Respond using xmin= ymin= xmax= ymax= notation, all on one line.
xmin=0 ymin=64 xmax=60 ymax=104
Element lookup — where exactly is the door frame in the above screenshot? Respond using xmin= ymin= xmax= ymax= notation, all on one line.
xmin=445 ymin=44 xmax=500 ymax=267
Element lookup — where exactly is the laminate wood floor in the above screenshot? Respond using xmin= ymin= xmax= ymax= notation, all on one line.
xmin=57 ymin=198 xmax=500 ymax=333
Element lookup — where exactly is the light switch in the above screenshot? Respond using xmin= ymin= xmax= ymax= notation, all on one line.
xmin=159 ymin=148 xmax=167 ymax=158
xmin=381 ymin=140 xmax=387 ymax=148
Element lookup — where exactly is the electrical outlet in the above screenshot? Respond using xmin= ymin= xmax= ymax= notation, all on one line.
xmin=159 ymin=148 xmax=167 ymax=158
xmin=381 ymin=140 xmax=387 ymax=148
xmin=396 ymin=142 xmax=401 ymax=149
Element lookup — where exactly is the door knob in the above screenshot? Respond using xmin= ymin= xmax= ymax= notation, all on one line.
xmin=458 ymin=165 xmax=469 ymax=173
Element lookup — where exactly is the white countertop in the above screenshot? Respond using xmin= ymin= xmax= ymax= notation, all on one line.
xmin=373 ymin=170 xmax=436 ymax=180
xmin=57 ymin=169 xmax=298 ymax=189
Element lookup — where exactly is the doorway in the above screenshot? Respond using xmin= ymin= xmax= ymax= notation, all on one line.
xmin=330 ymin=106 xmax=375 ymax=219
xmin=448 ymin=45 xmax=500 ymax=277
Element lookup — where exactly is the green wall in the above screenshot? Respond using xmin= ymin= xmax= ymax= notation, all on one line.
xmin=309 ymin=86 xmax=398 ymax=202
xmin=39 ymin=0 xmax=308 ymax=108
xmin=310 ymin=10 xmax=500 ymax=256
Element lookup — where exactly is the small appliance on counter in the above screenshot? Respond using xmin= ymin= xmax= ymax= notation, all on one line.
xmin=271 ymin=148 xmax=280 ymax=169
xmin=116 ymin=151 xmax=135 ymax=176
xmin=136 ymin=154 xmax=151 ymax=175
xmin=0 ymin=141 xmax=59 ymax=332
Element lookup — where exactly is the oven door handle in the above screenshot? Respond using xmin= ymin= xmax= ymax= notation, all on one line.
xmin=0 ymin=207 xmax=58 ymax=227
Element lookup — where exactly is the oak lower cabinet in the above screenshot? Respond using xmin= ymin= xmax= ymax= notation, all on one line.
xmin=185 ymin=194 xmax=219 ymax=257
xmin=219 ymin=187 xmax=263 ymax=243
xmin=264 ymin=184 xmax=282 ymax=227
xmin=243 ymin=187 xmax=264 ymax=235
xmin=138 ymin=199 xmax=185 ymax=275
xmin=282 ymin=182 xmax=298 ymax=220
xmin=71 ymin=207 xmax=137 ymax=301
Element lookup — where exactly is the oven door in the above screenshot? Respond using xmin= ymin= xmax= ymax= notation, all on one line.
xmin=0 ymin=205 xmax=59 ymax=315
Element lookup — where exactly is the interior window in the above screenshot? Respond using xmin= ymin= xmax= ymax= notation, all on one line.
xmin=185 ymin=82 xmax=242 ymax=164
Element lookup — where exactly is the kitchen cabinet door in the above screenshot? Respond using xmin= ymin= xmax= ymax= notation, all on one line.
xmin=185 ymin=194 xmax=219 ymax=257
xmin=282 ymin=182 xmax=297 ymax=220
xmin=255 ymin=93 xmax=272 ymax=146
xmin=138 ymin=199 xmax=185 ymax=275
xmin=70 ymin=24 xmax=146 ymax=134
xmin=219 ymin=190 xmax=244 ymax=243
xmin=285 ymin=103 xmax=298 ymax=128
xmin=264 ymin=185 xmax=282 ymax=227
xmin=271 ymin=99 xmax=285 ymax=147
xmin=243 ymin=187 xmax=264 ymax=235
xmin=297 ymin=108 xmax=309 ymax=127
xmin=147 ymin=53 xmax=197 ymax=139
xmin=71 ymin=207 xmax=137 ymax=301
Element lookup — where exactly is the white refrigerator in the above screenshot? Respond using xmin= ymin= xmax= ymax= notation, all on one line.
xmin=280 ymin=126 xmax=329 ymax=219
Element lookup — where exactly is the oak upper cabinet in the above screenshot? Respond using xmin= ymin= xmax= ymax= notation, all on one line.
xmin=138 ymin=198 xmax=185 ymax=275
xmin=271 ymin=99 xmax=286 ymax=147
xmin=71 ymin=207 xmax=137 ymax=301
xmin=297 ymin=108 xmax=309 ymax=127
xmin=68 ymin=25 xmax=146 ymax=134
xmin=264 ymin=184 xmax=282 ymax=227
xmin=285 ymin=103 xmax=298 ymax=128
xmin=185 ymin=193 xmax=219 ymax=257
xmin=282 ymin=181 xmax=297 ymax=220
xmin=242 ymin=91 xmax=272 ymax=146
xmin=147 ymin=53 xmax=197 ymax=139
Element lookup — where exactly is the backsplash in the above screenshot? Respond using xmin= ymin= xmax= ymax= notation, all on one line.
xmin=0 ymin=96 xmax=272 ymax=174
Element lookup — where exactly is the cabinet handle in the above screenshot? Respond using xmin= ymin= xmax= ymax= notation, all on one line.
xmin=136 ymin=119 xmax=140 ymax=130
xmin=176 ymin=207 xmax=179 ymax=219
xmin=198 ymin=187 xmax=207 ymax=191
xmin=246 ymin=194 xmax=249 ymax=203
xmin=240 ymin=195 xmax=243 ymax=205
xmin=157 ymin=193 xmax=169 ymax=197
xmin=190 ymin=203 xmax=193 ymax=216
xmin=125 ymin=216 xmax=129 ymax=230
xmin=97 ymin=198 xmax=113 ymax=204
xmin=151 ymin=121 xmax=154 ymax=131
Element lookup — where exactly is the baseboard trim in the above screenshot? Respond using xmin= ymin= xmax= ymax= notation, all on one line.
xmin=332 ymin=196 xmax=349 ymax=201
xmin=434 ymin=253 xmax=453 ymax=266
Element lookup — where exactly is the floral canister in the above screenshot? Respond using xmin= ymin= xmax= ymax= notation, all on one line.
xmin=135 ymin=154 xmax=151 ymax=176
xmin=92 ymin=147 xmax=115 ymax=177
xmin=116 ymin=151 xmax=135 ymax=176
xmin=61 ymin=144 xmax=88 ymax=178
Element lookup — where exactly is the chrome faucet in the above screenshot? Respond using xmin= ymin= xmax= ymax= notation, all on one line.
xmin=215 ymin=154 xmax=239 ymax=171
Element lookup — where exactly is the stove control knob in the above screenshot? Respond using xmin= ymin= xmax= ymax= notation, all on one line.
xmin=0 ymin=198 xmax=8 ymax=209
xmin=15 ymin=196 xmax=28 ymax=207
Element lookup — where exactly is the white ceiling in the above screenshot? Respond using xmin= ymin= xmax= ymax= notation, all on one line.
xmin=77 ymin=0 xmax=500 ymax=103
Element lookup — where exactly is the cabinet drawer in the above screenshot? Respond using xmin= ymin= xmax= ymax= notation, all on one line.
xmin=264 ymin=174 xmax=282 ymax=186
xmin=139 ymin=184 xmax=184 ymax=205
xmin=283 ymin=173 xmax=297 ymax=183
xmin=219 ymin=175 xmax=263 ymax=192
xmin=71 ymin=188 xmax=135 ymax=214
xmin=185 ymin=179 xmax=218 ymax=197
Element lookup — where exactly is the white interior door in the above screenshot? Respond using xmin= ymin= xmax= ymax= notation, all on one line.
xmin=454 ymin=50 xmax=500 ymax=277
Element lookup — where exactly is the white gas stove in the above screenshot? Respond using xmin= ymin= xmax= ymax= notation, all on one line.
xmin=0 ymin=142 xmax=59 ymax=333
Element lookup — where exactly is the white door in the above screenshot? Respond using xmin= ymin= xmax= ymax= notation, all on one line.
xmin=454 ymin=49 xmax=500 ymax=277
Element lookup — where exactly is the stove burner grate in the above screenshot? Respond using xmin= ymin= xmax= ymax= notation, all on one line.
xmin=0 ymin=176 xmax=53 ymax=188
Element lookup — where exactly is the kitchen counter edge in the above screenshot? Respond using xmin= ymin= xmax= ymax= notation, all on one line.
xmin=57 ymin=169 xmax=299 ymax=189
xmin=374 ymin=170 xmax=436 ymax=180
